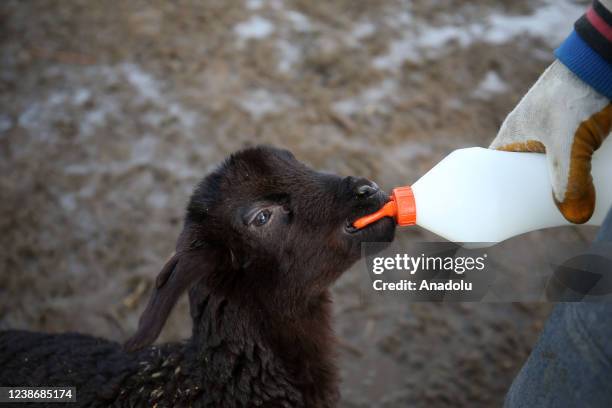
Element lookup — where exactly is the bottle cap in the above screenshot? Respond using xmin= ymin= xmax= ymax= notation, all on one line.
xmin=352 ymin=185 xmax=416 ymax=229
xmin=391 ymin=186 xmax=416 ymax=226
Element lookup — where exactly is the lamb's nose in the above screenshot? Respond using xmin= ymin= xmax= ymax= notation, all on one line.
xmin=355 ymin=182 xmax=379 ymax=199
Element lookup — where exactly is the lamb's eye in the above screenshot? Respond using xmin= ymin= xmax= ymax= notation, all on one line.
xmin=253 ymin=209 xmax=271 ymax=226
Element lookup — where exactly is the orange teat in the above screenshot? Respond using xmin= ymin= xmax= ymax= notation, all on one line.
xmin=353 ymin=200 xmax=397 ymax=229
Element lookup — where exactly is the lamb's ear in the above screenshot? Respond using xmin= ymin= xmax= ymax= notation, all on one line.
xmin=124 ymin=249 xmax=213 ymax=352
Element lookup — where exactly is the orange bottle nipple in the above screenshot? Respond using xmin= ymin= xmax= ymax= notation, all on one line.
xmin=353 ymin=186 xmax=416 ymax=229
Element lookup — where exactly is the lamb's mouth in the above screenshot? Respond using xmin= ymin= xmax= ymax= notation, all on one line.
xmin=344 ymin=220 xmax=359 ymax=234
xmin=344 ymin=215 xmax=392 ymax=234
xmin=344 ymin=191 xmax=392 ymax=234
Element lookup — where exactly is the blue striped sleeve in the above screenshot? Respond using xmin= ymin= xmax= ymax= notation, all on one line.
xmin=555 ymin=30 xmax=612 ymax=100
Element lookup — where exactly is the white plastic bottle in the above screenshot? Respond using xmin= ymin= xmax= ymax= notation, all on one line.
xmin=354 ymin=138 xmax=612 ymax=243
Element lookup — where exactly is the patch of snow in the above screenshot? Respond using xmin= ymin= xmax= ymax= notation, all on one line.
xmin=234 ymin=16 xmax=274 ymax=40
xmin=351 ymin=21 xmax=376 ymax=40
xmin=122 ymin=63 xmax=162 ymax=101
xmin=245 ymin=0 xmax=263 ymax=10
xmin=119 ymin=63 xmax=198 ymax=134
xmin=48 ymin=92 xmax=67 ymax=106
xmin=73 ymin=88 xmax=92 ymax=105
xmin=485 ymin=2 xmax=583 ymax=45
xmin=417 ymin=25 xmax=475 ymax=49
xmin=79 ymin=97 xmax=118 ymax=137
xmin=238 ymin=89 xmax=298 ymax=119
xmin=240 ymin=2 xmax=313 ymax=73
xmin=374 ymin=0 xmax=583 ymax=70
xmin=472 ymin=71 xmax=508 ymax=98
xmin=168 ymin=102 xmax=197 ymax=130
xmin=18 ymin=91 xmax=71 ymax=140
xmin=285 ymin=10 xmax=312 ymax=32
xmin=276 ymin=39 xmax=301 ymax=73
xmin=246 ymin=0 xmax=283 ymax=10
xmin=16 ymin=61 xmax=209 ymax=184
xmin=332 ymin=79 xmax=397 ymax=116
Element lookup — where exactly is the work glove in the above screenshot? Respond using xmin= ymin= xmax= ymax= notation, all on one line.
xmin=490 ymin=60 xmax=612 ymax=224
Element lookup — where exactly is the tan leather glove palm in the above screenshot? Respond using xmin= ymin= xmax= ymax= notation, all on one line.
xmin=490 ymin=60 xmax=612 ymax=224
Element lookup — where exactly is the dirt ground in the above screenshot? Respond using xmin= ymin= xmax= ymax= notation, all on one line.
xmin=0 ymin=0 xmax=594 ymax=406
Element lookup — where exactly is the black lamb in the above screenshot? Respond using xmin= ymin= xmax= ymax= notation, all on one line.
xmin=0 ymin=145 xmax=395 ymax=407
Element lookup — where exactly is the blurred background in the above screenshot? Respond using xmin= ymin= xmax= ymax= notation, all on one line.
xmin=0 ymin=0 xmax=596 ymax=406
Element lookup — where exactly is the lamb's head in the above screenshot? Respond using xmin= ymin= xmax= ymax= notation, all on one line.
xmin=189 ymin=145 xmax=395 ymax=289
xmin=125 ymin=145 xmax=394 ymax=351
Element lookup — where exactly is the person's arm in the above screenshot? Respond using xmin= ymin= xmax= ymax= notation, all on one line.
xmin=504 ymin=207 xmax=612 ymax=408
xmin=558 ymin=0 xmax=612 ymax=99
xmin=490 ymin=0 xmax=612 ymax=224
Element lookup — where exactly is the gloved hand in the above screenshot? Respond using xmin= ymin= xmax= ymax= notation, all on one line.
xmin=490 ymin=60 xmax=611 ymax=224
